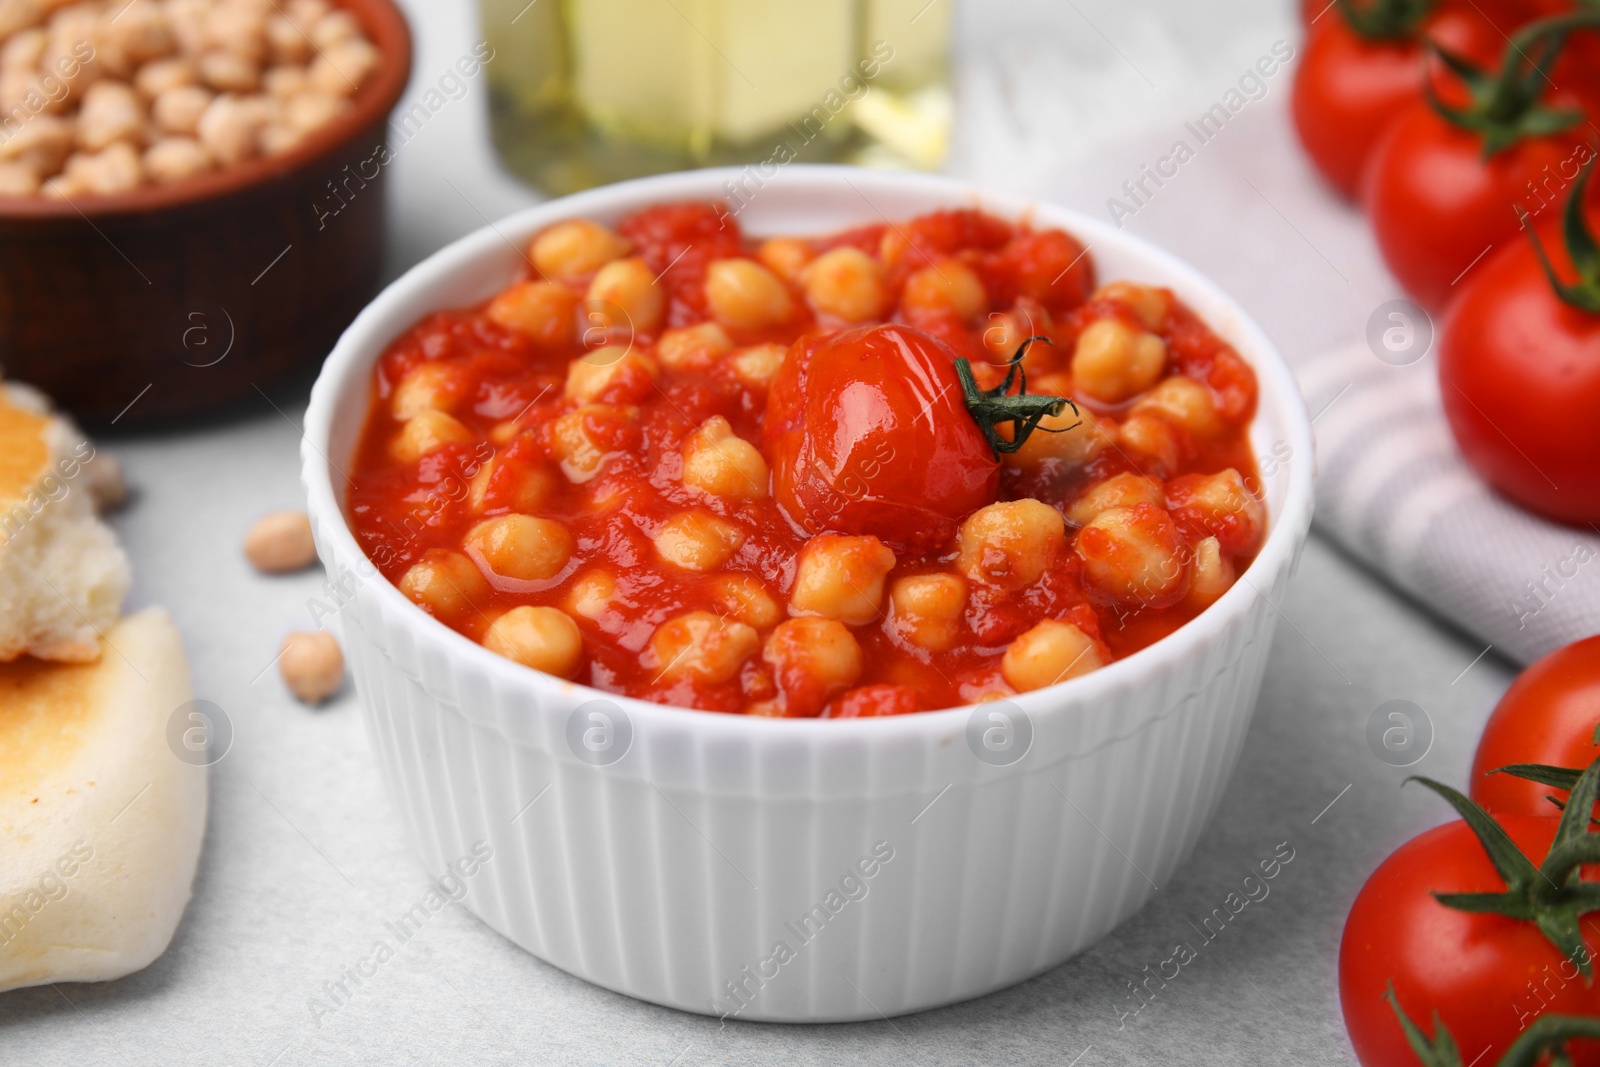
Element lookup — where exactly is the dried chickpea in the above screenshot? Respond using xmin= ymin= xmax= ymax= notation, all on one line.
xmin=464 ymin=514 xmax=573 ymax=583
xmin=0 ymin=115 xmax=72 ymax=174
xmin=789 ymin=534 xmax=896 ymax=626
xmin=135 ymin=58 xmax=197 ymax=99
xmin=647 ymin=611 xmax=759 ymax=685
xmin=77 ymin=81 xmax=145 ymax=150
xmin=901 ymin=259 xmax=987 ymax=321
xmin=586 ymin=257 xmax=664 ymax=334
xmin=533 ymin=219 xmax=631 ymax=281
xmin=399 ymin=549 xmax=489 ymax=618
xmin=278 ymin=630 xmax=344 ymax=703
xmin=564 ymin=569 xmax=617 ymax=620
xmin=705 ymin=258 xmax=793 ymax=331
xmin=709 ymin=573 xmax=780 ymax=629
xmin=681 ymin=416 xmax=768 ymax=501
xmin=389 ymin=409 xmax=473 ymax=463
xmin=391 ymin=361 xmax=467 ymax=420
xmin=564 ymin=346 xmax=659 ymax=404
xmin=204 ymin=4 xmax=267 ymax=59
xmin=107 ymin=3 xmax=174 ymax=66
xmin=657 ymin=322 xmax=733 ymax=372
xmin=0 ymin=161 xmax=39 ymax=195
xmin=244 ymin=509 xmax=316 ymax=573
xmin=726 ymin=343 xmax=786 ymax=392
xmin=309 ymin=38 xmax=377 ymax=95
xmin=262 ymin=63 xmax=307 ymax=98
xmin=1075 ymin=504 xmax=1187 ymax=605
xmin=1130 ymin=376 xmax=1221 ymax=437
xmin=310 ymin=10 xmax=361 ymax=49
xmin=61 ymin=142 xmax=142 ymax=195
xmin=1002 ymin=405 xmax=1106 ymax=475
xmin=0 ymin=29 xmax=45 ymax=72
xmin=653 ymin=511 xmax=746 ymax=572
xmin=1071 ymin=319 xmax=1167 ymax=403
xmin=1185 ymin=536 xmax=1234 ymax=610
xmin=153 ymin=84 xmax=213 ymax=135
xmin=889 ymin=573 xmax=967 ymax=651
xmin=466 ymin=456 xmax=558 ymax=515
xmin=283 ymin=88 xmax=344 ymax=133
xmin=199 ymin=49 xmax=259 ymax=92
xmin=1064 ymin=472 xmax=1164 ymax=527
xmin=762 ymin=617 xmax=862 ymax=717
xmin=1001 ymin=620 xmax=1104 ymax=693
xmin=802 ymin=246 xmax=888 ymax=322
xmin=956 ymin=499 xmax=1065 ymax=592
xmin=757 ymin=236 xmax=813 ymax=284
xmin=1095 ymin=281 xmax=1170 ymax=331
xmin=265 ymin=17 xmax=312 ymax=64
xmin=548 ymin=404 xmax=633 ymax=483
xmin=484 ymin=606 xmax=583 ymax=678
xmin=197 ymin=93 xmax=264 ymax=165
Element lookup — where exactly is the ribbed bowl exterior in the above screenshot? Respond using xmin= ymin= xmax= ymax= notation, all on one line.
xmin=304 ymin=167 xmax=1316 ymax=1022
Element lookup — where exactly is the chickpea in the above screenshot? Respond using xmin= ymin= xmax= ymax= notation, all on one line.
xmin=283 ymin=88 xmax=345 ymax=134
xmin=901 ymin=259 xmax=987 ymax=321
xmin=204 ymin=4 xmax=267 ymax=59
xmin=586 ymin=257 xmax=664 ymax=335
xmin=790 ymin=534 xmax=896 ymax=626
xmin=1130 ymin=375 xmax=1220 ymax=437
xmin=548 ymin=404 xmax=633 ymax=483
xmin=982 ymin=306 xmax=1058 ymax=367
xmin=199 ymin=49 xmax=260 ymax=92
xmin=726 ymin=343 xmax=786 ymax=392
xmin=1001 ymin=405 xmax=1106 ymax=475
xmin=147 ymin=136 xmax=212 ymax=179
xmin=77 ymin=81 xmax=144 ymax=150
xmin=311 ymin=10 xmax=362 ymax=49
xmin=464 ymin=514 xmax=573 ymax=583
xmin=152 ymin=84 xmax=212 ymax=135
xmin=564 ymin=346 xmax=659 ymax=404
xmin=0 ymin=114 xmax=72 ymax=174
xmin=1166 ymin=469 xmax=1267 ymax=555
xmin=956 ymin=499 xmax=1065 ymax=592
xmin=309 ymin=38 xmax=378 ymax=95
xmin=197 ymin=93 xmax=264 ymax=165
xmin=485 ymin=280 xmax=578 ymax=348
xmin=106 ymin=3 xmax=173 ymax=66
xmin=243 ymin=509 xmax=316 ymax=573
xmin=1118 ymin=412 xmax=1179 ymax=476
xmin=0 ymin=161 xmax=37 ymax=195
xmin=802 ymin=246 xmax=888 ymax=322
xmin=705 ymin=258 xmax=793 ymax=331
xmin=390 ymin=361 xmax=466 ymax=421
xmin=1075 ymin=504 xmax=1187 ymax=606
xmin=1 ymin=30 xmax=45 ymax=72
xmin=389 ymin=409 xmax=473 ymax=463
xmin=399 ymin=549 xmax=489 ymax=618
xmin=565 ymin=569 xmax=618 ymax=620
xmin=1064 ymin=472 xmax=1164 ymax=527
xmin=709 ymin=573 xmax=780 ymax=629
xmin=656 ymin=322 xmax=732 ymax=372
xmin=466 ymin=455 xmax=558 ymax=515
xmin=653 ymin=511 xmax=746 ymax=572
xmin=757 ymin=236 xmax=813 ymax=284
xmin=62 ymin=142 xmax=143 ymax=195
xmin=647 ymin=611 xmax=759 ymax=685
xmin=483 ymin=606 xmax=584 ymax=678
xmin=1071 ymin=319 xmax=1167 ymax=403
xmin=1001 ymin=620 xmax=1105 ymax=693
xmin=262 ymin=63 xmax=307 ymax=98
xmin=266 ymin=17 xmax=312 ymax=64
xmin=681 ymin=416 xmax=768 ymax=501
xmin=1095 ymin=281 xmax=1170 ymax=331
xmin=1185 ymin=536 xmax=1235 ymax=610
xmin=135 ymin=57 xmax=196 ymax=99
xmin=532 ymin=219 xmax=632 ymax=281
xmin=278 ymin=630 xmax=344 ymax=704
xmin=762 ymin=617 xmax=862 ymax=717
xmin=889 ymin=573 xmax=967 ymax=651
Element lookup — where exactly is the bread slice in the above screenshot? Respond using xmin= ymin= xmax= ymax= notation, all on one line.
xmin=0 ymin=607 xmax=206 ymax=992
xmin=0 ymin=386 xmax=129 ymax=662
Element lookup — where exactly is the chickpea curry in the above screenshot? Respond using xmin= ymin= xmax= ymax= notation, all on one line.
xmin=347 ymin=202 xmax=1267 ymax=717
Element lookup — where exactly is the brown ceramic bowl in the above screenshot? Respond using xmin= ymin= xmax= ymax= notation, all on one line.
xmin=0 ymin=0 xmax=411 ymax=424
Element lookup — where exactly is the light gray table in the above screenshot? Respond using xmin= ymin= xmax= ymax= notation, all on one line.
xmin=1 ymin=1 xmax=1519 ymax=1063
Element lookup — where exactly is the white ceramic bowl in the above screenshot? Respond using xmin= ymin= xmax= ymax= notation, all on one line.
xmin=301 ymin=165 xmax=1315 ymax=1023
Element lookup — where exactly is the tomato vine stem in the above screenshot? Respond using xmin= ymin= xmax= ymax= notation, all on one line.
xmin=1387 ymin=984 xmax=1600 ymax=1067
xmin=952 ymin=337 xmax=1081 ymax=458
xmin=1335 ymin=0 xmax=1436 ymax=41
xmin=1526 ymin=153 xmax=1600 ymax=315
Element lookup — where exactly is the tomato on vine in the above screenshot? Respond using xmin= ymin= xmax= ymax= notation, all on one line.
xmin=1472 ymin=637 xmax=1600 ymax=816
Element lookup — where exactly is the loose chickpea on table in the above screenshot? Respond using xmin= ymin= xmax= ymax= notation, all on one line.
xmin=0 ymin=0 xmax=381 ymax=199
xmin=345 ymin=201 xmax=1269 ymax=717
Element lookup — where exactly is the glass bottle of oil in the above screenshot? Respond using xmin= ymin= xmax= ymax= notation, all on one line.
xmin=477 ymin=0 xmax=954 ymax=195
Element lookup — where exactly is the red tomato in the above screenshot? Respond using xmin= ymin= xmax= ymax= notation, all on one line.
xmin=1365 ymin=98 xmax=1592 ymax=309
xmin=1340 ymin=814 xmax=1600 ymax=1067
xmin=764 ymin=324 xmax=1000 ymax=553
xmin=976 ymin=230 xmax=1095 ymax=313
xmin=1471 ymin=636 xmax=1600 ymax=814
xmin=1292 ymin=7 xmax=1503 ymax=199
xmin=826 ymin=685 xmax=920 ymax=718
xmin=1437 ymin=184 xmax=1600 ymax=524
